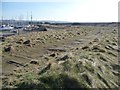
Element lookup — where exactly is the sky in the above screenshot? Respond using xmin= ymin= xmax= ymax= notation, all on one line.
xmin=1 ymin=0 xmax=120 ymax=22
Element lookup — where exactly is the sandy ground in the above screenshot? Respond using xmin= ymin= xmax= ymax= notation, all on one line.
xmin=1 ymin=24 xmax=119 ymax=88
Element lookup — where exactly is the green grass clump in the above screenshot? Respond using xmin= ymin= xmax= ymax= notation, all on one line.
xmin=4 ymin=73 xmax=89 ymax=90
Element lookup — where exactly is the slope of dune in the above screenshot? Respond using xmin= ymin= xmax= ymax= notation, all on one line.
xmin=1 ymin=24 xmax=119 ymax=89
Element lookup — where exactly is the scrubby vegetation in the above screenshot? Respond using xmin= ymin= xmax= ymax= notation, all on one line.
xmin=1 ymin=24 xmax=119 ymax=89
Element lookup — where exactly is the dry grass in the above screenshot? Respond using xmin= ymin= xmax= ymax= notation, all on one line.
xmin=1 ymin=24 xmax=119 ymax=89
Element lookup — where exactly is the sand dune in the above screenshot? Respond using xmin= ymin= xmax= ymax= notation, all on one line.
xmin=1 ymin=24 xmax=119 ymax=89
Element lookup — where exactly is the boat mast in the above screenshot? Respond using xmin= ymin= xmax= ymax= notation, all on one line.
xmin=31 ymin=12 xmax=32 ymax=27
xmin=26 ymin=12 xmax=28 ymax=25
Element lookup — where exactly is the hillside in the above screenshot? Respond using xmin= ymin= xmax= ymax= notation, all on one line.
xmin=1 ymin=24 xmax=119 ymax=89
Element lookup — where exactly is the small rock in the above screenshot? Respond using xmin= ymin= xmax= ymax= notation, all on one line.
xmin=50 ymin=53 xmax=56 ymax=57
xmin=82 ymin=46 xmax=89 ymax=50
xmin=62 ymin=37 xmax=65 ymax=39
xmin=30 ymin=60 xmax=39 ymax=65
xmin=0 ymin=37 xmax=5 ymax=42
xmin=77 ymin=32 xmax=80 ymax=35
xmin=23 ymin=40 xmax=31 ymax=44
xmin=111 ymin=42 xmax=117 ymax=46
xmin=106 ymin=40 xmax=110 ymax=43
xmin=16 ymin=39 xmax=24 ymax=44
xmin=4 ymin=45 xmax=14 ymax=52
xmin=93 ymin=38 xmax=99 ymax=42
xmin=19 ymin=39 xmax=24 ymax=42
xmin=44 ymin=57 xmax=49 ymax=61
xmin=4 ymin=46 xmax=11 ymax=52
xmin=76 ymin=48 xmax=79 ymax=50
xmin=89 ymin=42 xmax=92 ymax=44
xmin=16 ymin=41 xmax=22 ymax=44
xmin=36 ymin=38 xmax=41 ymax=40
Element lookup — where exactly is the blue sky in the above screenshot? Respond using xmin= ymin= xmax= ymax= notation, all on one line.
xmin=2 ymin=2 xmax=69 ymax=20
xmin=1 ymin=0 xmax=119 ymax=22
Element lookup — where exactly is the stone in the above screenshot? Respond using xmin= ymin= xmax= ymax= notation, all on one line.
xmin=0 ymin=37 xmax=5 ymax=42
xmin=19 ymin=39 xmax=24 ymax=42
xmin=89 ymin=42 xmax=92 ymax=44
xmin=106 ymin=40 xmax=110 ymax=43
xmin=4 ymin=46 xmax=11 ymax=52
xmin=36 ymin=38 xmax=41 ymax=40
xmin=16 ymin=41 xmax=22 ymax=44
xmin=4 ymin=45 xmax=15 ymax=52
xmin=50 ymin=53 xmax=56 ymax=57
xmin=93 ymin=38 xmax=99 ymax=42
xmin=23 ymin=40 xmax=31 ymax=44
xmin=76 ymin=48 xmax=79 ymax=50
xmin=30 ymin=60 xmax=39 ymax=65
xmin=16 ymin=39 xmax=23 ymax=44
xmin=77 ymin=32 xmax=80 ymax=35
xmin=82 ymin=46 xmax=89 ymax=50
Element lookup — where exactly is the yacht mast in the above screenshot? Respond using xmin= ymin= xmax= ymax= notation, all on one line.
xmin=31 ymin=12 xmax=32 ymax=26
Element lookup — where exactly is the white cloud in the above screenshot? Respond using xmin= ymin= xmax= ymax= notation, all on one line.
xmin=2 ymin=0 xmax=119 ymax=22
xmin=64 ymin=0 xmax=119 ymax=22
